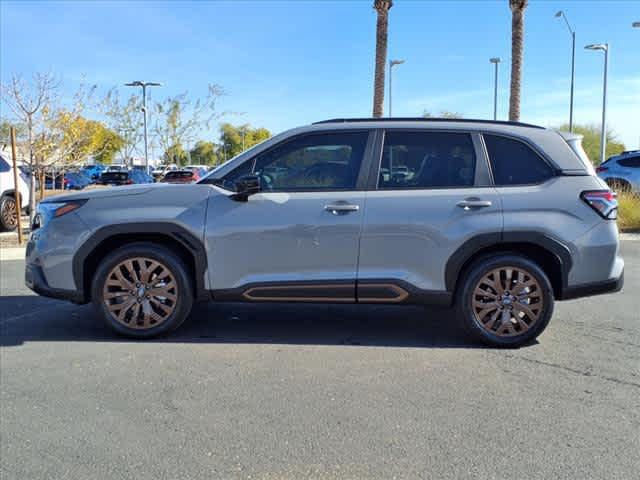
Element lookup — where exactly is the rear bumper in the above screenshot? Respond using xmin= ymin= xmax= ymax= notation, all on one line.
xmin=25 ymin=262 xmax=86 ymax=304
xmin=559 ymin=269 xmax=624 ymax=301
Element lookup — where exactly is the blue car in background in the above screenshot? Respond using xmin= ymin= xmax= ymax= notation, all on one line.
xmin=45 ymin=171 xmax=92 ymax=190
xmin=81 ymin=164 xmax=106 ymax=181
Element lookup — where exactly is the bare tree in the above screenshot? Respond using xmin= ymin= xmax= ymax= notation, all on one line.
xmin=509 ymin=0 xmax=528 ymax=121
xmin=1 ymin=73 xmax=58 ymax=220
xmin=372 ymin=0 xmax=393 ymax=118
xmin=152 ymin=84 xmax=226 ymax=164
xmin=102 ymin=89 xmax=142 ymax=163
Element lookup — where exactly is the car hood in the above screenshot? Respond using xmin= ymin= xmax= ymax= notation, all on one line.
xmin=42 ymin=182 xmax=213 ymax=203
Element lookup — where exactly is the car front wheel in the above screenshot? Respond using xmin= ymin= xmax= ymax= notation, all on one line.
xmin=0 ymin=195 xmax=18 ymax=232
xmin=457 ymin=254 xmax=554 ymax=348
xmin=92 ymin=243 xmax=194 ymax=338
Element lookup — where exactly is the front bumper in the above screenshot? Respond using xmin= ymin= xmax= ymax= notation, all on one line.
xmin=559 ymin=269 xmax=624 ymax=301
xmin=25 ymin=262 xmax=86 ymax=304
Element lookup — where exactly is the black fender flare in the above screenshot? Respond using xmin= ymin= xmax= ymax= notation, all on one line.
xmin=444 ymin=231 xmax=572 ymax=293
xmin=73 ymin=222 xmax=208 ymax=302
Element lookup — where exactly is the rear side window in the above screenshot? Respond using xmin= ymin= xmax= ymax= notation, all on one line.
xmin=378 ymin=131 xmax=476 ymax=189
xmin=618 ymin=157 xmax=640 ymax=168
xmin=484 ymin=134 xmax=554 ymax=185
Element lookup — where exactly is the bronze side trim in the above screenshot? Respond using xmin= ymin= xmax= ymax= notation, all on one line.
xmin=357 ymin=283 xmax=410 ymax=303
xmin=242 ymin=284 xmax=355 ymax=302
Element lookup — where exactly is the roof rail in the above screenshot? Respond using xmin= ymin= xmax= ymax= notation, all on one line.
xmin=621 ymin=150 xmax=640 ymax=155
xmin=313 ymin=117 xmax=545 ymax=129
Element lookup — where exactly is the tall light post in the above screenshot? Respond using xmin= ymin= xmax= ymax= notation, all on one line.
xmin=555 ymin=11 xmax=576 ymax=132
xmin=125 ymin=81 xmax=161 ymax=169
xmin=388 ymin=59 xmax=405 ymax=117
xmin=489 ymin=58 xmax=501 ymax=120
xmin=585 ymin=43 xmax=609 ymax=165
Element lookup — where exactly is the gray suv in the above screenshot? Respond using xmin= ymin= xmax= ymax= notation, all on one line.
xmin=25 ymin=119 xmax=624 ymax=347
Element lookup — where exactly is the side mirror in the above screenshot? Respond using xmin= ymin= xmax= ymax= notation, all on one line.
xmin=231 ymin=174 xmax=261 ymax=202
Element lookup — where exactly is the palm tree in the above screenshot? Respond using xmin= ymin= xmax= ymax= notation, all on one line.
xmin=508 ymin=0 xmax=528 ymax=121
xmin=372 ymin=0 xmax=393 ymax=118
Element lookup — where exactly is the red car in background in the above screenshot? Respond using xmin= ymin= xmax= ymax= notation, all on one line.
xmin=160 ymin=168 xmax=205 ymax=184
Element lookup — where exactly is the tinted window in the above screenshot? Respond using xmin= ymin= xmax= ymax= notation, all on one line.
xmin=378 ymin=131 xmax=476 ymax=189
xmin=484 ymin=134 xmax=554 ymax=185
xmin=165 ymin=171 xmax=194 ymax=179
xmin=222 ymin=132 xmax=369 ymax=191
xmin=618 ymin=157 xmax=640 ymax=168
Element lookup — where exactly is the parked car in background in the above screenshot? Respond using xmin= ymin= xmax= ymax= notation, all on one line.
xmin=184 ymin=165 xmax=210 ymax=175
xmin=151 ymin=164 xmax=178 ymax=181
xmin=45 ymin=171 xmax=92 ymax=190
xmin=106 ymin=164 xmax=129 ymax=172
xmin=596 ymin=150 xmax=640 ymax=192
xmin=26 ymin=118 xmax=623 ymax=347
xmin=131 ymin=165 xmax=154 ymax=176
xmin=98 ymin=169 xmax=154 ymax=186
xmin=81 ymin=164 xmax=105 ymax=181
xmin=160 ymin=168 xmax=203 ymax=184
xmin=0 ymin=152 xmax=30 ymax=231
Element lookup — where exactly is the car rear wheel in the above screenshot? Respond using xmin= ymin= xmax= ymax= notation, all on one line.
xmin=0 ymin=195 xmax=18 ymax=232
xmin=605 ymin=178 xmax=631 ymax=193
xmin=92 ymin=243 xmax=193 ymax=338
xmin=457 ymin=254 xmax=554 ymax=348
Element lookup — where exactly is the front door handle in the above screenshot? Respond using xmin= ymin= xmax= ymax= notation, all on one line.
xmin=324 ymin=203 xmax=360 ymax=215
xmin=457 ymin=198 xmax=492 ymax=210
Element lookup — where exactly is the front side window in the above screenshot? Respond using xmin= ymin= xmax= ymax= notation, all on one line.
xmin=484 ymin=134 xmax=554 ymax=185
xmin=220 ymin=131 xmax=369 ymax=192
xmin=378 ymin=131 xmax=476 ymax=189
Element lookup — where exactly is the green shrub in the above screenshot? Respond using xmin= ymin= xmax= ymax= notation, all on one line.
xmin=617 ymin=192 xmax=640 ymax=232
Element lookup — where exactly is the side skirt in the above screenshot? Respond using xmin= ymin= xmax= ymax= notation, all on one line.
xmin=209 ymin=279 xmax=452 ymax=306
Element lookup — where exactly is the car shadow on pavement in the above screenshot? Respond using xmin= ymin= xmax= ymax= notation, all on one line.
xmin=0 ymin=296 xmax=517 ymax=349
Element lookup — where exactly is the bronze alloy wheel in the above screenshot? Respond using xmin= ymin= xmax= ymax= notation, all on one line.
xmin=471 ymin=266 xmax=544 ymax=337
xmin=102 ymin=257 xmax=178 ymax=330
xmin=1 ymin=197 xmax=18 ymax=230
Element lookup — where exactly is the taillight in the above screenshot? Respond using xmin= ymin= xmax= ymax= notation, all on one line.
xmin=581 ymin=190 xmax=618 ymax=220
xmin=595 ymin=166 xmax=608 ymax=173
xmin=126 ymin=179 xmax=133 ymax=184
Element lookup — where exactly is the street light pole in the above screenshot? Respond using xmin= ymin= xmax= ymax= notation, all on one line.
xmin=125 ymin=81 xmax=161 ymax=169
xmin=489 ymin=58 xmax=501 ymax=120
xmin=388 ymin=59 xmax=405 ymax=117
xmin=585 ymin=43 xmax=609 ymax=165
xmin=555 ymin=11 xmax=576 ymax=132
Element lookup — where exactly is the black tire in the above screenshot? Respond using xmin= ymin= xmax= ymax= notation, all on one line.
xmin=456 ymin=254 xmax=554 ymax=348
xmin=0 ymin=195 xmax=18 ymax=232
xmin=91 ymin=242 xmax=194 ymax=339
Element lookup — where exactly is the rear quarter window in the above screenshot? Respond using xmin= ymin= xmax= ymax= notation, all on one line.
xmin=484 ymin=134 xmax=554 ymax=185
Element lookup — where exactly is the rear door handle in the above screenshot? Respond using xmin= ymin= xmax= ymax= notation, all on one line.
xmin=457 ymin=198 xmax=492 ymax=210
xmin=324 ymin=203 xmax=360 ymax=215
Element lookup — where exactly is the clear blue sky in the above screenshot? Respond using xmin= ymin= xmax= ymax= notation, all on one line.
xmin=1 ymin=0 xmax=639 ymax=148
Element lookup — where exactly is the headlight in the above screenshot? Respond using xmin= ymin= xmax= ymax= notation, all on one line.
xmin=33 ymin=200 xmax=87 ymax=230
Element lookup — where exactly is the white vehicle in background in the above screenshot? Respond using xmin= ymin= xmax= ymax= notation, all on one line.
xmin=0 ymin=152 xmax=30 ymax=231
xmin=151 ymin=163 xmax=178 ymax=180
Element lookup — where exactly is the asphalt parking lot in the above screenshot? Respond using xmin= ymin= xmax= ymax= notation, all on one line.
xmin=1 ymin=241 xmax=639 ymax=480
